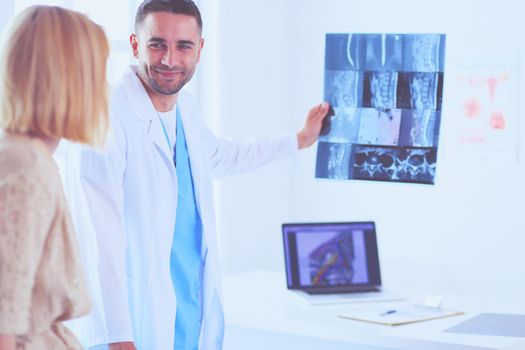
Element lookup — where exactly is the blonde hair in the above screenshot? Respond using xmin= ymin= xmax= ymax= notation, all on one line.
xmin=0 ymin=5 xmax=110 ymax=146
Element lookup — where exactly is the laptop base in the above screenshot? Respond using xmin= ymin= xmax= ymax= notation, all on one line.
xmin=288 ymin=289 xmax=405 ymax=305
xmin=304 ymin=285 xmax=380 ymax=294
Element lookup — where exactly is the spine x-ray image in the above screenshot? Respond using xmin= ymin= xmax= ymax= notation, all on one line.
xmin=317 ymin=33 xmax=446 ymax=185
xmin=308 ymin=232 xmax=355 ymax=286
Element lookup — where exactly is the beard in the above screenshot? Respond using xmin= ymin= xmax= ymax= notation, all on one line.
xmin=139 ymin=63 xmax=196 ymax=96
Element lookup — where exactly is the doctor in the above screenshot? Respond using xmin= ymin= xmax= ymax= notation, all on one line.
xmin=73 ymin=0 xmax=329 ymax=349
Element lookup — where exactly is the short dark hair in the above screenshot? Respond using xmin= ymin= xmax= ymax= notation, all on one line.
xmin=135 ymin=0 xmax=202 ymax=32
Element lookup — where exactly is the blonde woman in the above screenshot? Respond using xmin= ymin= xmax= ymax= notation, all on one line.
xmin=0 ymin=6 xmax=109 ymax=350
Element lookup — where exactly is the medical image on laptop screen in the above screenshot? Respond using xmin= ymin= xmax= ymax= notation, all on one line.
xmin=297 ymin=229 xmax=368 ymax=286
xmin=283 ymin=222 xmax=381 ymax=291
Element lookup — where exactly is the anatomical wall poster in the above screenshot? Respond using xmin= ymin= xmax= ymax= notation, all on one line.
xmin=316 ymin=33 xmax=446 ymax=185
xmin=452 ymin=58 xmax=516 ymax=155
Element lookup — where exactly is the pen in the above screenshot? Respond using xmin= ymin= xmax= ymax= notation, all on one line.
xmin=379 ymin=309 xmax=396 ymax=316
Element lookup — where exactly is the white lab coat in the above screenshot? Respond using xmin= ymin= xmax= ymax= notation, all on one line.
xmin=68 ymin=66 xmax=298 ymax=350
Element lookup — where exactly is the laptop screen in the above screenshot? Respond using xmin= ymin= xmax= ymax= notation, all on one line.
xmin=282 ymin=222 xmax=382 ymax=292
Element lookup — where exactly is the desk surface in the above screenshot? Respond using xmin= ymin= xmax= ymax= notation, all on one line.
xmin=222 ymin=270 xmax=525 ymax=350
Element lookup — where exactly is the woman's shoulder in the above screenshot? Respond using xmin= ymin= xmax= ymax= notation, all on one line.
xmin=0 ymin=134 xmax=59 ymax=193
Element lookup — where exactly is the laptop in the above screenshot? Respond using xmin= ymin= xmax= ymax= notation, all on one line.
xmin=282 ymin=221 xmax=403 ymax=305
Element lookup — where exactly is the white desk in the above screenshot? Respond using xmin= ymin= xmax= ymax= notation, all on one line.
xmin=222 ymin=270 xmax=525 ymax=350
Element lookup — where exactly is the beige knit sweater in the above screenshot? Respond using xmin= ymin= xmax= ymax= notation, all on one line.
xmin=0 ymin=134 xmax=90 ymax=349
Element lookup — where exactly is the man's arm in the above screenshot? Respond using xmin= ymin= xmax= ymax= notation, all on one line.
xmin=196 ymin=99 xmax=330 ymax=179
xmin=77 ymin=114 xmax=135 ymax=348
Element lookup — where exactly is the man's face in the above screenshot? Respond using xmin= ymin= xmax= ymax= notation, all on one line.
xmin=131 ymin=12 xmax=203 ymax=96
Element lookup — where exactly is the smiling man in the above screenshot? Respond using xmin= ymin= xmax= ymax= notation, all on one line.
xmin=70 ymin=1 xmax=329 ymax=350
xmin=132 ymin=8 xmax=202 ymax=110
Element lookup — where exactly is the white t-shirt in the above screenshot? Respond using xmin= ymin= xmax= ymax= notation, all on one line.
xmin=157 ymin=107 xmax=177 ymax=154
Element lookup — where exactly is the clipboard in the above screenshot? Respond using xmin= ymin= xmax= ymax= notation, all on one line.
xmin=338 ymin=304 xmax=464 ymax=326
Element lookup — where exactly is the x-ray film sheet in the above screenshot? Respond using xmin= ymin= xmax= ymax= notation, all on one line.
xmin=317 ymin=33 xmax=446 ymax=185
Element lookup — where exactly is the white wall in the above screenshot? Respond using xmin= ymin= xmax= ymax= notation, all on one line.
xmin=212 ymin=0 xmax=296 ymax=274
xmin=0 ymin=2 xmax=14 ymax=33
xmin=214 ymin=0 xmax=525 ymax=300
xmin=286 ymin=0 xmax=525 ymax=299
